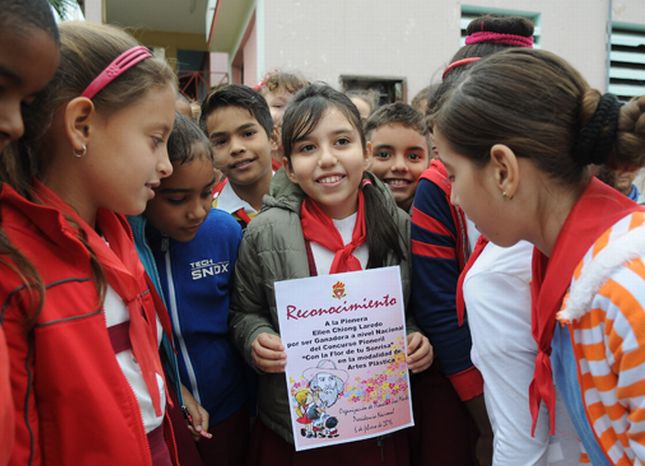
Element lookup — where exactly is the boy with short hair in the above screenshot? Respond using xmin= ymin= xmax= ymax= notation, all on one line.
xmin=200 ymin=84 xmax=275 ymax=228
xmin=365 ymin=102 xmax=430 ymax=212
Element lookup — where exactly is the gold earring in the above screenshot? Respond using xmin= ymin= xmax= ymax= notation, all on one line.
xmin=502 ymin=191 xmax=513 ymax=200
xmin=73 ymin=144 xmax=87 ymax=158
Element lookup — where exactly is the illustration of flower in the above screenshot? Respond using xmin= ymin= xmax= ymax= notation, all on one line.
xmin=343 ymin=337 xmax=410 ymax=406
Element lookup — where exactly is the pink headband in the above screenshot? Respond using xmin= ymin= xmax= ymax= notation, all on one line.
xmin=254 ymin=75 xmax=269 ymax=91
xmin=81 ymin=46 xmax=152 ymax=99
xmin=442 ymin=57 xmax=481 ymax=80
xmin=465 ymin=31 xmax=534 ymax=48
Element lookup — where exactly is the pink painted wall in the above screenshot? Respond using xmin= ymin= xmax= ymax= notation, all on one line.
xmin=242 ymin=17 xmax=258 ymax=86
xmin=209 ymin=52 xmax=229 ymax=86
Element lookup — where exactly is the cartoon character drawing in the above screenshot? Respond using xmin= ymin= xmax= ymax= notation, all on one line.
xmin=302 ymin=360 xmax=348 ymax=438
xmin=294 ymin=388 xmax=315 ymax=438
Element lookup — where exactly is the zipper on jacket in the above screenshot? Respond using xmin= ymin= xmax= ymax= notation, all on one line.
xmin=163 ymin=246 xmax=202 ymax=404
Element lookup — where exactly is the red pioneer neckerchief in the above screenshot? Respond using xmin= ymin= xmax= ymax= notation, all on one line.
xmin=33 ymin=180 xmax=166 ymax=416
xmin=300 ymin=191 xmax=366 ymax=274
xmin=528 ymin=177 xmax=642 ymax=435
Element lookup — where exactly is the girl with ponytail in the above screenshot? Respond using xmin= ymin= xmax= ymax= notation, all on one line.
xmin=432 ymin=47 xmax=645 ymax=465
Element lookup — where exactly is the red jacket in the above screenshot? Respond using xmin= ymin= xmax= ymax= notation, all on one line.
xmin=0 ymin=183 xmax=177 ymax=466
xmin=0 ymin=328 xmax=13 ymax=466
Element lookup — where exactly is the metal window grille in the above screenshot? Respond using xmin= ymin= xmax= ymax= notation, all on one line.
xmin=609 ymin=25 xmax=645 ymax=101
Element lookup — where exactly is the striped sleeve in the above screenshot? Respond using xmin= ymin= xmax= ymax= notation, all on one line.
xmin=568 ymin=213 xmax=645 ymax=465
xmin=410 ymin=178 xmax=481 ymax=400
xmin=600 ymin=258 xmax=645 ymax=463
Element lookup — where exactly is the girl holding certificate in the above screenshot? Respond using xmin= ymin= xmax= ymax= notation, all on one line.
xmin=230 ymin=83 xmax=432 ymax=465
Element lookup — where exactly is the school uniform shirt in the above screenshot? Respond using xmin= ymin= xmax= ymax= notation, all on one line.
xmin=410 ymin=161 xmax=483 ymax=400
xmin=133 ymin=209 xmax=249 ymax=428
xmin=552 ymin=211 xmax=645 ymax=465
xmin=212 ymin=179 xmax=258 ymax=228
xmin=309 ymin=212 xmax=368 ymax=273
xmin=464 ymin=241 xmax=581 ymax=466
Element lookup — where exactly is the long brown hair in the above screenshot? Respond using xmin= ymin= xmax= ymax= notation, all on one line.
xmin=432 ymin=48 xmax=645 ymax=187
xmin=0 ymin=22 xmax=176 ymax=319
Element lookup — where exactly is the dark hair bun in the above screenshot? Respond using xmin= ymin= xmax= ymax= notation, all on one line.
xmin=466 ymin=15 xmax=534 ymax=38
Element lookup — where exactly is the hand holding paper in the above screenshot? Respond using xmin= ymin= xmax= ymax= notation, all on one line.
xmin=252 ymin=332 xmax=287 ymax=373
xmin=406 ymin=332 xmax=433 ymax=373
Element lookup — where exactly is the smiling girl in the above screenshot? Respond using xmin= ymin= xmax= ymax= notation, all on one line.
xmin=229 ymin=84 xmax=432 ymax=465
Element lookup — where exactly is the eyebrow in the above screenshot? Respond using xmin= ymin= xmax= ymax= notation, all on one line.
xmin=295 ymin=128 xmax=355 ymax=143
xmin=145 ymin=123 xmax=172 ymax=136
xmin=0 ymin=65 xmax=20 ymax=84
xmin=158 ymin=176 xmax=217 ymax=194
xmin=209 ymin=122 xmax=257 ymax=139
xmin=373 ymin=144 xmax=426 ymax=152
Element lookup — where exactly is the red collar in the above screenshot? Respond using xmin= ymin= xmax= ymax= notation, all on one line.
xmin=529 ymin=177 xmax=644 ymax=434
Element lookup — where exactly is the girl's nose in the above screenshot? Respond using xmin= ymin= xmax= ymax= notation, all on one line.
xmin=158 ymin=148 xmax=173 ymax=178
xmin=0 ymin=100 xmax=25 ymax=147
xmin=318 ymin=146 xmax=337 ymax=167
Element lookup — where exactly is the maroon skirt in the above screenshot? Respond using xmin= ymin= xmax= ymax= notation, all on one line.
xmin=245 ymin=418 xmax=409 ymax=466
xmin=196 ymin=408 xmax=249 ymax=466
xmin=148 ymin=425 xmax=173 ymax=466
xmin=408 ymin=365 xmax=478 ymax=466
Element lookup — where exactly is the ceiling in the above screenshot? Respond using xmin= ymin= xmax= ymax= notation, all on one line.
xmin=105 ymin=0 xmax=209 ymax=36
xmin=105 ymin=0 xmax=255 ymax=53
xmin=207 ymin=0 xmax=254 ymax=53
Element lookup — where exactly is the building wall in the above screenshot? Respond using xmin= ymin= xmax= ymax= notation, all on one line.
xmin=243 ymin=19 xmax=258 ymax=86
xmin=258 ymin=0 xmax=645 ymax=101
xmin=613 ymin=0 xmax=645 ymax=25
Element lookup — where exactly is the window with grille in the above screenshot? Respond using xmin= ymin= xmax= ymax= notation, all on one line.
xmin=609 ymin=25 xmax=645 ymax=102
xmin=339 ymin=75 xmax=407 ymax=106
xmin=460 ymin=5 xmax=540 ymax=48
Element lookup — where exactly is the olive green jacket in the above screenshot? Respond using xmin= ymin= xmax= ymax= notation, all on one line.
xmin=229 ymin=169 xmax=415 ymax=444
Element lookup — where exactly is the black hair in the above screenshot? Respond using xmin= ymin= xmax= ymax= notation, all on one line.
xmin=428 ymin=14 xmax=534 ymax=116
xmin=365 ymin=102 xmax=429 ymax=139
xmin=1 ymin=0 xmax=60 ymax=44
xmin=200 ymin=84 xmax=273 ymax=138
xmin=281 ymin=83 xmax=406 ymax=268
xmin=0 ymin=0 xmax=59 ymax=324
xmin=168 ymin=112 xmax=213 ymax=165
